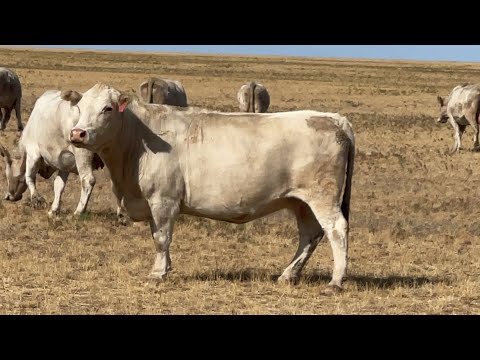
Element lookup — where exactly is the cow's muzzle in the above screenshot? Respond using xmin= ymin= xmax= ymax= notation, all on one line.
xmin=4 ymin=192 xmax=22 ymax=201
xmin=70 ymin=128 xmax=87 ymax=144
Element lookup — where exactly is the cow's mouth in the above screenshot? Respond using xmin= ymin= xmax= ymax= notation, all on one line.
xmin=70 ymin=139 xmax=85 ymax=145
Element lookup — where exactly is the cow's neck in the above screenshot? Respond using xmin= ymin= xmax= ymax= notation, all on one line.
xmin=99 ymin=112 xmax=143 ymax=195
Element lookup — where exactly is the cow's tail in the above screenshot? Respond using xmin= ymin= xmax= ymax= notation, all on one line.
xmin=248 ymin=81 xmax=256 ymax=113
xmin=339 ymin=116 xmax=355 ymax=223
xmin=147 ymin=78 xmax=155 ymax=104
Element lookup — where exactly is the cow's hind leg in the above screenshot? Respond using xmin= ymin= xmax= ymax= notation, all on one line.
xmin=306 ymin=201 xmax=349 ymax=292
xmin=278 ymin=202 xmax=324 ymax=284
xmin=147 ymin=198 xmax=180 ymax=281
xmin=465 ymin=108 xmax=480 ymax=151
xmin=2 ymin=108 xmax=12 ymax=131
xmin=14 ymin=99 xmax=23 ymax=131
xmin=0 ymin=109 xmax=4 ymax=130
xmin=48 ymin=170 xmax=69 ymax=217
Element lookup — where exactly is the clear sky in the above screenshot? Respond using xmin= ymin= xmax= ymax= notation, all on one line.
xmin=11 ymin=45 xmax=480 ymax=63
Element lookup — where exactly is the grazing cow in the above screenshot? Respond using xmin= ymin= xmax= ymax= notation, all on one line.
xmin=0 ymin=67 xmax=23 ymax=131
xmin=65 ymin=83 xmax=355 ymax=291
xmin=437 ymin=83 xmax=480 ymax=153
xmin=0 ymin=89 xmax=116 ymax=218
xmin=138 ymin=77 xmax=188 ymax=107
xmin=237 ymin=81 xmax=270 ymax=113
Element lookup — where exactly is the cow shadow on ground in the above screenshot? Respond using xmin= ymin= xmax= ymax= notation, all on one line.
xmin=301 ymin=273 xmax=453 ymax=289
xmin=188 ymin=269 xmax=453 ymax=290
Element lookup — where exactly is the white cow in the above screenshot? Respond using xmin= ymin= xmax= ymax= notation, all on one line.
xmin=437 ymin=83 xmax=480 ymax=153
xmin=65 ymin=83 xmax=355 ymax=291
xmin=0 ymin=90 xmax=121 ymax=218
xmin=0 ymin=67 xmax=23 ymax=131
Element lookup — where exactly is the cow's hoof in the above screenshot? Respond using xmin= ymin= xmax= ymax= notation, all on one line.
xmin=117 ymin=215 xmax=130 ymax=226
xmin=277 ymin=274 xmax=298 ymax=285
xmin=48 ymin=209 xmax=60 ymax=218
xmin=146 ymin=273 xmax=168 ymax=284
xmin=321 ymin=285 xmax=343 ymax=296
xmin=31 ymin=195 xmax=47 ymax=209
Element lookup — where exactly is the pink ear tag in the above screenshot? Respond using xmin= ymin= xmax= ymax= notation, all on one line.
xmin=119 ymin=102 xmax=127 ymax=113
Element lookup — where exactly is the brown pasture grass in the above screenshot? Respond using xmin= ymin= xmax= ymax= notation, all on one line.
xmin=1 ymin=47 xmax=480 ymax=314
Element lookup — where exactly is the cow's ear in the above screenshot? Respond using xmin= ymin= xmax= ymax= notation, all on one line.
xmin=61 ymin=90 xmax=83 ymax=106
xmin=118 ymin=93 xmax=129 ymax=113
xmin=437 ymin=95 xmax=444 ymax=106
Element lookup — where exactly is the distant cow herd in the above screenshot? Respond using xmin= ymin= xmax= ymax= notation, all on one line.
xmin=0 ymin=63 xmax=470 ymax=293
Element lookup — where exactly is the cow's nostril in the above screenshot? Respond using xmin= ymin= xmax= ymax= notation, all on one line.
xmin=80 ymin=131 xmax=86 ymax=138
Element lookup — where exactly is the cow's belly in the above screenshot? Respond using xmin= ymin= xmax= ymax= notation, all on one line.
xmin=43 ymin=149 xmax=77 ymax=172
xmin=182 ymin=195 xmax=295 ymax=224
xmin=123 ymin=195 xmax=151 ymax=221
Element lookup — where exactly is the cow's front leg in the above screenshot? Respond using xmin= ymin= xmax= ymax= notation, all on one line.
xmin=25 ymin=154 xmax=46 ymax=209
xmin=464 ymin=109 xmax=480 ymax=151
xmin=473 ymin=126 xmax=480 ymax=152
xmin=48 ymin=171 xmax=70 ymax=217
xmin=147 ymin=198 xmax=180 ymax=280
xmin=448 ymin=115 xmax=462 ymax=153
xmin=73 ymin=148 xmax=96 ymax=216
xmin=111 ymin=180 xmax=129 ymax=225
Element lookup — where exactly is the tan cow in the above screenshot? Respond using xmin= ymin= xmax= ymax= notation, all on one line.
xmin=437 ymin=83 xmax=480 ymax=153
xmin=0 ymin=90 xmax=119 ymax=219
xmin=237 ymin=81 xmax=270 ymax=113
xmin=0 ymin=67 xmax=23 ymax=131
xmin=138 ymin=77 xmax=188 ymax=107
xmin=64 ymin=83 xmax=355 ymax=291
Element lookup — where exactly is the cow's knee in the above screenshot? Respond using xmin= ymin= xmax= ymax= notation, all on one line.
xmin=82 ymin=174 xmax=96 ymax=188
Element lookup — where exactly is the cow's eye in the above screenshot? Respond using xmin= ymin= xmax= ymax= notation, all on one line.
xmin=103 ymin=106 xmax=113 ymax=113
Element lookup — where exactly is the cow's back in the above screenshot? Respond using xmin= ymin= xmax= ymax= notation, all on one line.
xmin=20 ymin=91 xmax=79 ymax=169
xmin=449 ymin=84 xmax=480 ymax=105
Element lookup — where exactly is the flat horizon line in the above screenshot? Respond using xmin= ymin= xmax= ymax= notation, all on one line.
xmin=0 ymin=45 xmax=478 ymax=65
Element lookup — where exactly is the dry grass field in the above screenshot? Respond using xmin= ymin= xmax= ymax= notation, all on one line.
xmin=1 ymin=47 xmax=480 ymax=314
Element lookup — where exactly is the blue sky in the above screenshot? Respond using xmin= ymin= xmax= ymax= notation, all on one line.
xmin=12 ymin=45 xmax=480 ymax=63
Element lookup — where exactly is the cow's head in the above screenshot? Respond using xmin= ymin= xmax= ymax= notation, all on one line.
xmin=437 ymin=95 xmax=449 ymax=123
xmin=0 ymin=144 xmax=27 ymax=201
xmin=64 ymin=84 xmax=129 ymax=152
